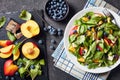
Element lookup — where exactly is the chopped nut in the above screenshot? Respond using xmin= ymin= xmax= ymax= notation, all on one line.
xmin=6 ymin=20 xmax=20 ymax=33
xmin=14 ymin=32 xmax=23 ymax=39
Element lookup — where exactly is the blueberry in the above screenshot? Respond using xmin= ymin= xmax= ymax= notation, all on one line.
xmin=103 ymin=32 xmax=108 ymax=36
xmin=48 ymin=10 xmax=52 ymax=14
xmin=59 ymin=0 xmax=63 ymax=2
xmin=59 ymin=15 xmax=63 ymax=18
xmin=11 ymin=77 xmax=15 ymax=80
xmin=73 ymin=30 xmax=77 ymax=34
xmin=61 ymin=1 xmax=65 ymax=5
xmin=50 ymin=45 xmax=55 ymax=50
xmin=51 ymin=1 xmax=54 ymax=5
xmin=30 ymin=65 xmax=35 ymax=69
xmin=5 ymin=76 xmax=9 ymax=80
xmin=58 ymin=7 xmax=62 ymax=10
xmin=56 ymin=3 xmax=60 ymax=6
xmin=52 ymin=16 xmax=57 ymax=20
xmin=50 ymin=6 xmax=54 ymax=9
xmin=63 ymin=11 xmax=66 ymax=14
xmin=58 ymin=31 xmax=63 ymax=36
xmin=18 ymin=63 xmax=22 ymax=68
xmin=51 ymin=39 xmax=56 ymax=44
xmin=63 ymin=4 xmax=67 ymax=8
xmin=57 ymin=28 xmax=62 ymax=32
xmin=38 ymin=40 xmax=43 ymax=45
xmin=43 ymin=27 xmax=48 ymax=32
xmin=97 ymin=48 xmax=100 ymax=51
xmin=64 ymin=8 xmax=67 ymax=11
xmin=48 ymin=26 xmax=52 ymax=29
xmin=15 ymin=72 xmax=19 ymax=76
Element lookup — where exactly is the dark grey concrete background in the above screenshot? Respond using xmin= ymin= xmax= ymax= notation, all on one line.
xmin=0 ymin=0 xmax=120 ymax=80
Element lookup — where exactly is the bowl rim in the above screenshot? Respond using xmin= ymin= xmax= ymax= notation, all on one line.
xmin=45 ymin=0 xmax=69 ymax=21
xmin=64 ymin=7 xmax=120 ymax=73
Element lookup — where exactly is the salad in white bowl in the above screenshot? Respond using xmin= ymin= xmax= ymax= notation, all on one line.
xmin=64 ymin=7 xmax=120 ymax=73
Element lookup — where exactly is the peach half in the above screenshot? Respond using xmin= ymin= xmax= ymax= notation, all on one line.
xmin=22 ymin=42 xmax=40 ymax=59
xmin=21 ymin=20 xmax=40 ymax=38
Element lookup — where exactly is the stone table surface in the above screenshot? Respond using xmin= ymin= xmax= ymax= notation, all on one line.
xmin=0 ymin=0 xmax=120 ymax=80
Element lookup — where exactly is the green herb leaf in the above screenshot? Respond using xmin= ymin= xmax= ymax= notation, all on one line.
xmin=19 ymin=10 xmax=32 ymax=21
xmin=7 ymin=31 xmax=16 ymax=41
xmin=30 ymin=64 xmax=42 ymax=80
xmin=39 ymin=59 xmax=45 ymax=65
xmin=0 ymin=16 xmax=6 ymax=28
xmin=12 ymin=42 xmax=22 ymax=54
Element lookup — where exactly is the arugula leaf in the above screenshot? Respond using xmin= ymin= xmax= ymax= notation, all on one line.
xmin=7 ymin=31 xmax=16 ymax=41
xmin=30 ymin=64 xmax=42 ymax=80
xmin=19 ymin=10 xmax=32 ymax=21
xmin=0 ymin=16 xmax=6 ymax=28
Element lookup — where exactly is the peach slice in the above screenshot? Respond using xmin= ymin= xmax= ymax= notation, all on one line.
xmin=22 ymin=42 xmax=40 ymax=59
xmin=0 ymin=51 xmax=12 ymax=58
xmin=21 ymin=20 xmax=40 ymax=38
xmin=13 ymin=49 xmax=20 ymax=61
xmin=0 ymin=45 xmax=13 ymax=54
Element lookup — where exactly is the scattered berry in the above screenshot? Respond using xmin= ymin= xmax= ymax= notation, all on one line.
xmin=15 ymin=72 xmax=19 ymax=76
xmin=30 ymin=65 xmax=35 ymax=69
xmin=57 ymin=31 xmax=62 ymax=36
xmin=38 ymin=40 xmax=43 ymax=45
xmin=50 ymin=45 xmax=55 ymax=50
xmin=57 ymin=28 xmax=62 ymax=32
xmin=5 ymin=76 xmax=9 ymax=80
xmin=11 ymin=77 xmax=15 ymax=80
xmin=43 ymin=27 xmax=48 ymax=32
xmin=51 ymin=39 xmax=56 ymax=44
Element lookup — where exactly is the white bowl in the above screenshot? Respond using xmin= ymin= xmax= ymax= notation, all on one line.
xmin=64 ymin=7 xmax=120 ymax=73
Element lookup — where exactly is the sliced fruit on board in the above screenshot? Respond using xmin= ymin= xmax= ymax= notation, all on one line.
xmin=0 ymin=40 xmax=13 ymax=47
xmin=21 ymin=20 xmax=40 ymax=38
xmin=4 ymin=59 xmax=18 ymax=76
xmin=13 ymin=48 xmax=20 ymax=61
xmin=22 ymin=42 xmax=40 ymax=59
xmin=0 ymin=45 xmax=13 ymax=54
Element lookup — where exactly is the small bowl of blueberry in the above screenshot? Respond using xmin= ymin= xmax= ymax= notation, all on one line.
xmin=45 ymin=0 xmax=69 ymax=21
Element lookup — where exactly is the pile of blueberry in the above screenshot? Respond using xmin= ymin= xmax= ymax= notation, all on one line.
xmin=45 ymin=0 xmax=69 ymax=21
xmin=44 ymin=26 xmax=63 ymax=36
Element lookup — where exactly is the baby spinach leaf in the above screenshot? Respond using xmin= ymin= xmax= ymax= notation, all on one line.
xmin=69 ymin=34 xmax=78 ymax=43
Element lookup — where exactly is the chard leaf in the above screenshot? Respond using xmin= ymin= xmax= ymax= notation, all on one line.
xmin=19 ymin=10 xmax=32 ymax=21
xmin=0 ymin=16 xmax=6 ymax=28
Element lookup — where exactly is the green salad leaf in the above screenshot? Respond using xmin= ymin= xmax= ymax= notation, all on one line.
xmin=0 ymin=16 xmax=6 ymax=28
xmin=19 ymin=10 xmax=32 ymax=20
xmin=68 ymin=11 xmax=120 ymax=69
xmin=7 ymin=31 xmax=16 ymax=41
